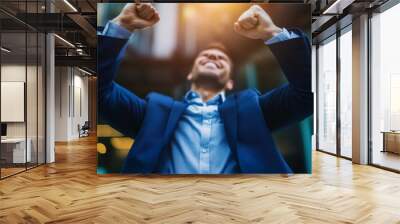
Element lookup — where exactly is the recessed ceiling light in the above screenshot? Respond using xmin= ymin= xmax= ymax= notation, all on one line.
xmin=322 ymin=0 xmax=354 ymax=15
xmin=78 ymin=67 xmax=93 ymax=76
xmin=54 ymin=34 xmax=75 ymax=48
xmin=63 ymin=0 xmax=78 ymax=12
xmin=1 ymin=47 xmax=11 ymax=53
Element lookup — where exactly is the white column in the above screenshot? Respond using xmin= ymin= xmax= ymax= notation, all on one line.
xmin=352 ymin=14 xmax=369 ymax=164
xmin=312 ymin=45 xmax=317 ymax=150
xmin=46 ymin=32 xmax=55 ymax=163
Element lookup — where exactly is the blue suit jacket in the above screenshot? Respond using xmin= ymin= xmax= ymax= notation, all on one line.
xmin=98 ymin=29 xmax=313 ymax=174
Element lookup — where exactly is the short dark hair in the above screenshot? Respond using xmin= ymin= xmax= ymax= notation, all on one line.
xmin=202 ymin=42 xmax=231 ymax=59
xmin=200 ymin=42 xmax=234 ymax=68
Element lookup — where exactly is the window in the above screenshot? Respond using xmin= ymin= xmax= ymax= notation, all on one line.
xmin=339 ymin=28 xmax=352 ymax=158
xmin=317 ymin=36 xmax=337 ymax=154
xmin=370 ymin=2 xmax=400 ymax=171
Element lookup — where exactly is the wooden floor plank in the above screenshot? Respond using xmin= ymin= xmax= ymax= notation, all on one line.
xmin=0 ymin=136 xmax=399 ymax=223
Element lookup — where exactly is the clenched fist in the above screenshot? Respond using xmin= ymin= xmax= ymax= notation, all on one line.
xmin=234 ymin=5 xmax=282 ymax=41
xmin=112 ymin=3 xmax=160 ymax=32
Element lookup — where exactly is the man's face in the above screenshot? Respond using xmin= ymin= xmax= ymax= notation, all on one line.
xmin=187 ymin=48 xmax=233 ymax=91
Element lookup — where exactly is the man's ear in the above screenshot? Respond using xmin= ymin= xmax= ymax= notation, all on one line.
xmin=226 ymin=80 xmax=234 ymax=91
xmin=187 ymin=73 xmax=193 ymax=81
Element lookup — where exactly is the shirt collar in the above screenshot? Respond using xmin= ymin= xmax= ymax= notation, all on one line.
xmin=184 ymin=90 xmax=225 ymax=106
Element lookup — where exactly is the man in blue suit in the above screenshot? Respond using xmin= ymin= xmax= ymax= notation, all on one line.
xmin=98 ymin=3 xmax=313 ymax=174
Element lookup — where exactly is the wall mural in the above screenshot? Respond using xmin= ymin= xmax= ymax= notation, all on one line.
xmin=97 ymin=3 xmax=313 ymax=174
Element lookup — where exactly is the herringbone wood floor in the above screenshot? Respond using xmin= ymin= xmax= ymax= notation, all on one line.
xmin=1 ymin=137 xmax=400 ymax=224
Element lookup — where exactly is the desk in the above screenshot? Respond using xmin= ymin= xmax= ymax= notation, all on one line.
xmin=382 ymin=131 xmax=400 ymax=154
xmin=1 ymin=138 xmax=31 ymax=163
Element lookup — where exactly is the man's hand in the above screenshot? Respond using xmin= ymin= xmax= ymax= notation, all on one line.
xmin=234 ymin=5 xmax=282 ymax=41
xmin=112 ymin=3 xmax=160 ymax=32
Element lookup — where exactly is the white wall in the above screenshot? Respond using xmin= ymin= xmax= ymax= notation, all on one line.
xmin=1 ymin=65 xmax=38 ymax=138
xmin=55 ymin=67 xmax=69 ymax=141
xmin=1 ymin=65 xmax=26 ymax=132
xmin=72 ymin=73 xmax=89 ymax=138
xmin=54 ymin=67 xmax=89 ymax=141
xmin=1 ymin=63 xmax=46 ymax=164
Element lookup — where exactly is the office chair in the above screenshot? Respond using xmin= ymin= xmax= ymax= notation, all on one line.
xmin=79 ymin=121 xmax=90 ymax=138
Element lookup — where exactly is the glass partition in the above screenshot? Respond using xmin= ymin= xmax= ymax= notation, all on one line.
xmin=0 ymin=0 xmax=46 ymax=179
xmin=1 ymin=31 xmax=28 ymax=177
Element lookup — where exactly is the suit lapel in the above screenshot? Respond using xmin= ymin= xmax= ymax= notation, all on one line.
xmin=145 ymin=100 xmax=187 ymax=173
xmin=164 ymin=101 xmax=187 ymax=141
xmin=218 ymin=95 xmax=238 ymax=154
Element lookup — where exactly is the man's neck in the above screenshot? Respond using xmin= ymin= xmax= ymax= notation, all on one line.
xmin=190 ymin=84 xmax=224 ymax=102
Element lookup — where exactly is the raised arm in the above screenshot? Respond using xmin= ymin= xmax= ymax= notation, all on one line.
xmin=234 ymin=5 xmax=313 ymax=131
xmin=98 ymin=3 xmax=159 ymax=137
